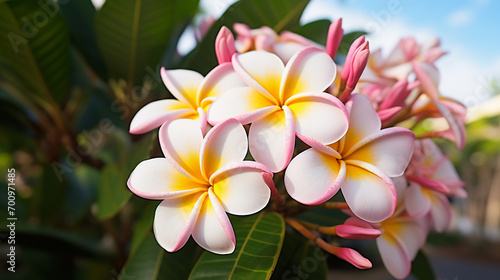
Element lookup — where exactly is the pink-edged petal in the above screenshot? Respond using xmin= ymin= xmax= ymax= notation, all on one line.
xmin=412 ymin=61 xmax=440 ymax=100
xmin=232 ymin=51 xmax=284 ymax=103
xmin=336 ymin=224 xmax=381 ymax=239
xmin=207 ymin=87 xmax=278 ymax=125
xmin=286 ymin=92 xmax=349 ymax=145
xmin=161 ymin=68 xmax=203 ymax=108
xmin=153 ymin=192 xmax=206 ymax=252
xmin=197 ymin=63 xmax=246 ymax=108
xmin=429 ymin=192 xmax=452 ymax=232
xmin=285 ymin=148 xmax=346 ymax=205
xmin=211 ymin=161 xmax=271 ymax=215
xmin=344 ymin=216 xmax=375 ymax=229
xmin=433 ymin=100 xmax=466 ymax=149
xmin=342 ymin=94 xmax=381 ymax=153
xmin=389 ymin=217 xmax=429 ymax=259
xmin=200 ymin=118 xmax=248 ymax=179
xmin=128 ymin=158 xmax=208 ymax=200
xmin=344 ymin=127 xmax=415 ymax=177
xmin=129 ymin=100 xmax=194 ymax=134
xmin=280 ymin=47 xmax=336 ymax=102
xmin=342 ymin=161 xmax=397 ymax=223
xmin=404 ymin=183 xmax=431 ymax=217
xmin=192 ymin=188 xmax=236 ymax=254
xmin=249 ymin=106 xmax=295 ymax=172
xmin=377 ymin=234 xmax=412 ymax=279
xmin=159 ymin=119 xmax=205 ymax=183
xmin=273 ymin=42 xmax=307 ymax=64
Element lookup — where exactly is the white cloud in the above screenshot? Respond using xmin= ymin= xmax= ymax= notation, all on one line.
xmin=446 ymin=9 xmax=474 ymax=27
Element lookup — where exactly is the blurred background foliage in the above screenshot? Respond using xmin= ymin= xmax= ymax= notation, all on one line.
xmin=0 ymin=0 xmax=499 ymax=279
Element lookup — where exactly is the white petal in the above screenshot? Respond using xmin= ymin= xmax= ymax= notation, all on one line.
xmin=207 ymin=87 xmax=278 ymax=125
xmin=285 ymin=148 xmax=346 ymax=205
xmin=192 ymin=189 xmax=236 ymax=254
xmin=212 ymin=162 xmax=271 ymax=215
xmin=286 ymin=92 xmax=349 ymax=145
xmin=232 ymin=51 xmax=284 ymax=103
xmin=377 ymin=234 xmax=411 ymax=279
xmin=249 ymin=107 xmax=295 ymax=172
xmin=159 ymin=119 xmax=205 ymax=183
xmin=161 ymin=68 xmax=203 ymax=108
xmin=429 ymin=192 xmax=452 ymax=232
xmin=128 ymin=158 xmax=207 ymax=200
xmin=197 ymin=63 xmax=246 ymax=109
xmin=404 ymin=183 xmax=431 ymax=217
xmin=342 ymin=94 xmax=381 ymax=153
xmin=273 ymin=42 xmax=306 ymax=64
xmin=153 ymin=192 xmax=206 ymax=252
xmin=201 ymin=118 xmax=248 ymax=179
xmin=345 ymin=127 xmax=415 ymax=177
xmin=280 ymin=47 xmax=336 ymax=102
xmin=129 ymin=99 xmax=193 ymax=134
xmin=341 ymin=162 xmax=397 ymax=223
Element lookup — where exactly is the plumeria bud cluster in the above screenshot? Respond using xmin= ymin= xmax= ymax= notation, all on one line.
xmin=127 ymin=20 xmax=466 ymax=279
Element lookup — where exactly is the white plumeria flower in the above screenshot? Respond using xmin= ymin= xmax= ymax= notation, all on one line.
xmin=127 ymin=118 xmax=274 ymax=254
xmin=129 ymin=63 xmax=245 ymax=134
xmin=208 ymin=47 xmax=349 ymax=172
xmin=404 ymin=139 xmax=466 ymax=232
xmin=285 ymin=94 xmax=415 ymax=223
xmin=375 ymin=208 xmax=429 ymax=279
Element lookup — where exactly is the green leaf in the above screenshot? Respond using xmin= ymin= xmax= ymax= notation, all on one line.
xmin=411 ymin=250 xmax=436 ymax=280
xmin=182 ymin=0 xmax=310 ymax=74
xmin=120 ymin=235 xmax=201 ymax=280
xmin=337 ymin=31 xmax=368 ymax=56
xmin=9 ymin=224 xmax=112 ymax=259
xmin=0 ymin=0 xmax=71 ymax=104
xmin=293 ymin=19 xmax=331 ymax=46
xmin=97 ymin=134 xmax=153 ymax=220
xmin=59 ymin=0 xmax=108 ymax=79
xmin=129 ymin=200 xmax=157 ymax=254
xmin=95 ymin=0 xmax=199 ymax=89
xmin=189 ymin=212 xmax=285 ymax=280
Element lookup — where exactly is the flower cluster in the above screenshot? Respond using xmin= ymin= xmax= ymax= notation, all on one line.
xmin=127 ymin=19 xmax=466 ymax=279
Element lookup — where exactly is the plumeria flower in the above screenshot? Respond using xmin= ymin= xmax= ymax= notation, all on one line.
xmin=127 ymin=118 xmax=274 ymax=254
xmin=344 ymin=176 xmax=429 ymax=279
xmin=233 ymin=23 xmax=323 ymax=63
xmin=208 ymin=47 xmax=349 ymax=172
xmin=285 ymin=94 xmax=415 ymax=222
xmin=129 ymin=64 xmax=245 ymax=134
xmin=374 ymin=208 xmax=428 ymax=279
xmin=411 ymin=61 xmax=467 ymax=149
xmin=404 ymin=139 xmax=466 ymax=231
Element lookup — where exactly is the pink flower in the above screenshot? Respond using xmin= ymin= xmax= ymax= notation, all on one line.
xmin=129 ymin=64 xmax=245 ymax=134
xmin=233 ymin=23 xmax=323 ymax=63
xmin=208 ymin=47 xmax=349 ymax=172
xmin=325 ymin=18 xmax=344 ymax=59
xmin=285 ymin=94 xmax=415 ymax=222
xmin=404 ymin=139 xmax=466 ymax=231
xmin=339 ymin=36 xmax=370 ymax=101
xmin=127 ymin=118 xmax=274 ymax=254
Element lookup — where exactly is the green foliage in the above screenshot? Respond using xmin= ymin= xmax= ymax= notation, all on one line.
xmin=189 ymin=212 xmax=285 ymax=280
xmin=95 ymin=0 xmax=199 ymax=88
xmin=411 ymin=250 xmax=436 ymax=280
xmin=0 ymin=0 xmax=71 ymax=106
xmin=97 ymin=134 xmax=153 ymax=220
xmin=120 ymin=235 xmax=202 ymax=280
